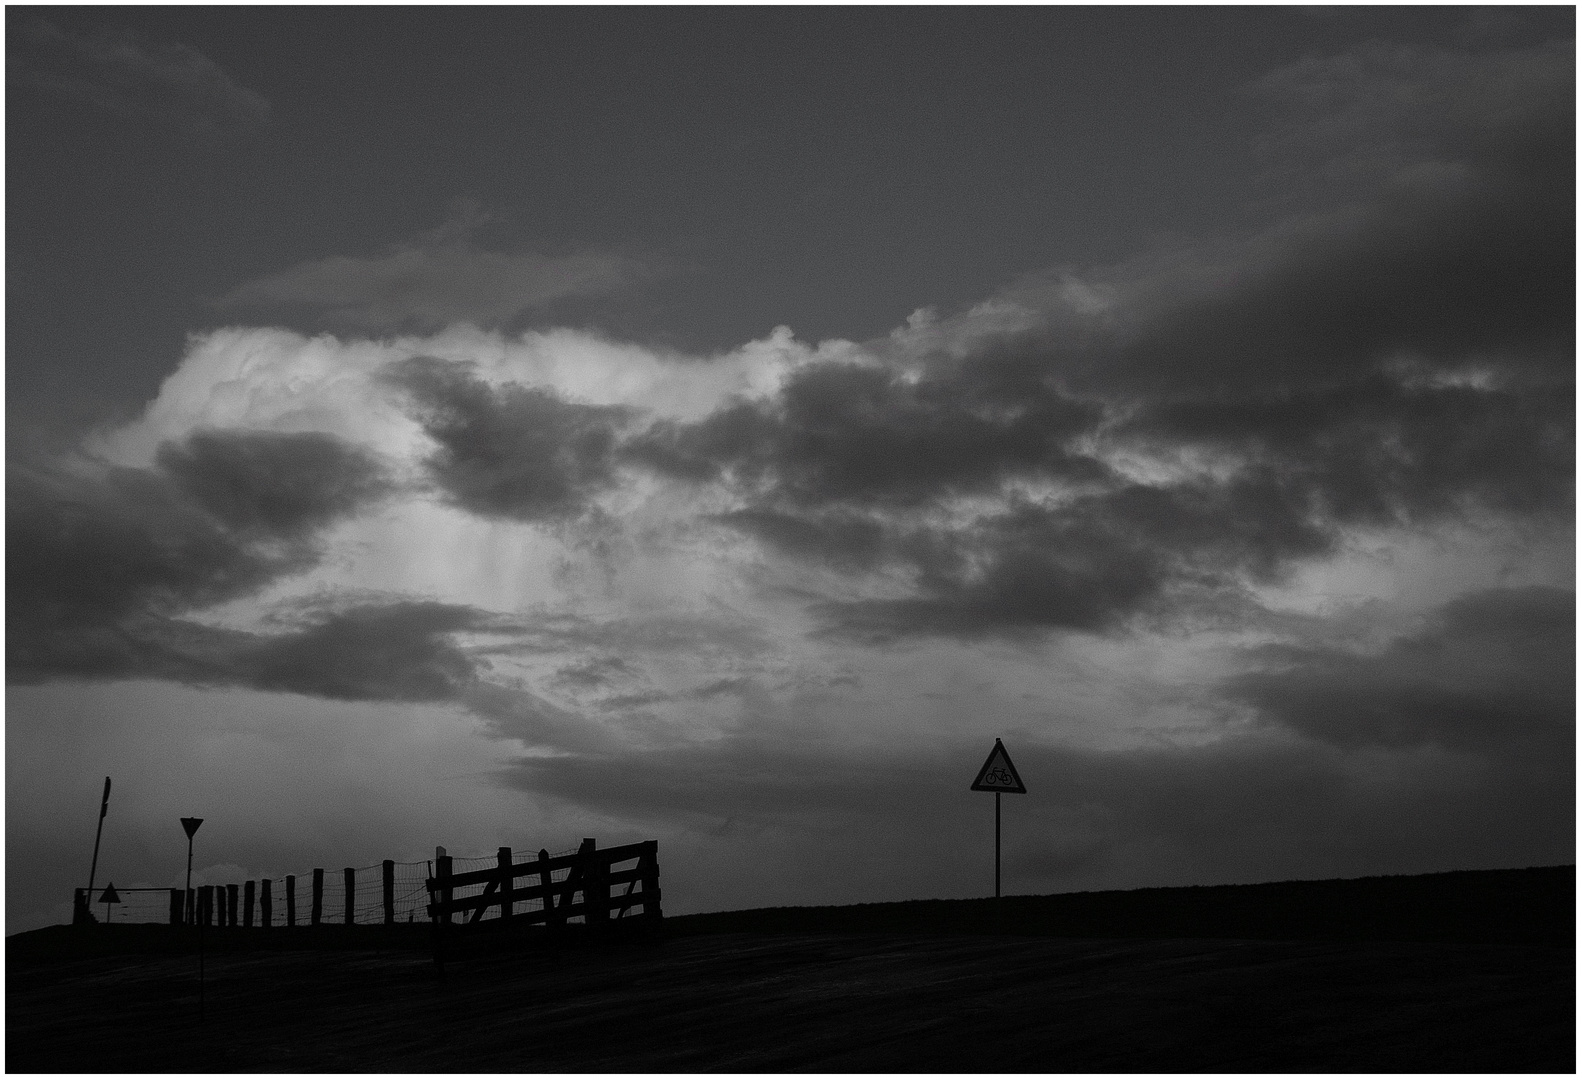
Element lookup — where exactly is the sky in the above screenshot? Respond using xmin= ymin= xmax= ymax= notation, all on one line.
xmin=6 ymin=6 xmax=1574 ymax=934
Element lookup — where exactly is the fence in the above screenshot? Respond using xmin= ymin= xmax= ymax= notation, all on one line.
xmin=427 ymin=838 xmax=661 ymax=929
xmin=70 ymin=838 xmax=661 ymax=931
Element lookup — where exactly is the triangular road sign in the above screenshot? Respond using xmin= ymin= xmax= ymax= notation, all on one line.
xmin=970 ymin=738 xmax=1027 ymax=793
xmin=180 ymin=817 xmax=203 ymax=839
xmin=99 ymin=883 xmax=121 ymax=904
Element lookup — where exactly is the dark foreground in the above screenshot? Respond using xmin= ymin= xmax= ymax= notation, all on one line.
xmin=8 ymin=867 xmax=1573 ymax=1073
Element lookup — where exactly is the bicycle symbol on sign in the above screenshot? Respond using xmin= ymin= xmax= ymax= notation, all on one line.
xmin=982 ymin=767 xmax=1015 ymax=786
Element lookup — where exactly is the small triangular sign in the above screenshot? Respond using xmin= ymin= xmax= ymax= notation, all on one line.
xmin=99 ymin=883 xmax=121 ymax=904
xmin=970 ymin=738 xmax=1027 ymax=793
xmin=180 ymin=817 xmax=203 ymax=839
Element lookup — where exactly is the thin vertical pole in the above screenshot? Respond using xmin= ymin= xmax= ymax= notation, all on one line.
xmin=286 ymin=875 xmax=297 ymax=927
xmin=184 ymin=838 xmax=195 ymax=925
xmin=344 ymin=867 xmax=355 ymax=925
xmin=994 ymin=791 xmax=1001 ymax=900
xmin=583 ymin=838 xmax=607 ymax=926
xmin=496 ymin=848 xmax=512 ymax=924
xmin=383 ymin=860 xmax=395 ymax=926
xmin=86 ymin=777 xmax=111 ymax=914
xmin=312 ymin=869 xmax=324 ymax=926
xmin=438 ymin=853 xmax=453 ymax=925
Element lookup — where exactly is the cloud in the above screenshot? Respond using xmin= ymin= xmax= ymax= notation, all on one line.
xmin=155 ymin=429 xmax=397 ymax=539
xmin=1125 ymin=376 xmax=1573 ymax=523
xmin=7 ymin=430 xmax=392 ymax=684
xmin=241 ymin=601 xmax=485 ymax=702
xmin=1228 ymin=586 xmax=1574 ymax=756
xmin=10 ymin=18 xmax=270 ymax=135
xmin=1074 ymin=39 xmax=1567 ymax=395
xmin=380 ymin=355 xmax=636 ymax=522
xmin=632 ymin=359 xmax=1108 ymax=506
xmin=213 ymin=206 xmax=645 ymax=332
xmin=600 ymin=35 xmax=1573 ymax=643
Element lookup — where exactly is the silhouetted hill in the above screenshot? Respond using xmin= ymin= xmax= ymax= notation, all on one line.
xmin=7 ymin=866 xmax=1572 ymax=1072
xmin=668 ymin=865 xmax=1574 ymax=946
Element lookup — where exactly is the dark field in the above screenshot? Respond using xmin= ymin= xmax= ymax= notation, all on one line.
xmin=8 ymin=867 xmax=1572 ymax=1073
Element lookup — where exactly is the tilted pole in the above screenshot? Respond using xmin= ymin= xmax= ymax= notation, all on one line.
xmin=86 ymin=777 xmax=111 ymax=909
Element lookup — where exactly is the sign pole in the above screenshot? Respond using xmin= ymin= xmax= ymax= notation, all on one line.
xmin=970 ymin=738 xmax=1026 ymax=908
xmin=180 ymin=818 xmax=204 ymax=1024
xmin=995 ymin=791 xmax=1001 ymax=900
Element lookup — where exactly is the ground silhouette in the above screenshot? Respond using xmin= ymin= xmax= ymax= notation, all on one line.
xmin=7 ymin=866 xmax=1572 ymax=1072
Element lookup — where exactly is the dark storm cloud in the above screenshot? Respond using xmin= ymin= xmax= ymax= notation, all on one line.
xmin=9 ymin=18 xmax=270 ymax=135
xmin=381 ymin=356 xmax=635 ymax=522
xmin=1125 ymin=377 xmax=1574 ymax=525
xmin=241 ymin=602 xmax=484 ymax=702
xmin=617 ymin=35 xmax=1573 ymax=643
xmin=1081 ymin=37 xmax=1573 ymax=393
xmin=715 ymin=508 xmax=894 ymax=571
xmin=156 ymin=429 xmax=396 ymax=540
xmin=7 ymin=430 xmax=391 ymax=683
xmin=811 ymin=472 xmax=1334 ymax=642
xmin=214 ymin=207 xmax=644 ymax=333
xmin=1228 ymin=586 xmax=1574 ymax=757
xmin=632 ymin=359 xmax=1107 ymax=506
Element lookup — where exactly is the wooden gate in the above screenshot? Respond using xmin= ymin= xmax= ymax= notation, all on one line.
xmin=426 ymin=838 xmax=661 ymax=928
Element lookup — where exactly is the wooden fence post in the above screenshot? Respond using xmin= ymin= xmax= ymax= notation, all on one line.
xmin=582 ymin=838 xmax=608 ymax=926
xmin=383 ymin=860 xmax=395 ymax=925
xmin=286 ymin=875 xmax=297 ymax=927
xmin=228 ymin=883 xmax=239 ymax=927
xmin=497 ymin=848 xmax=512 ymax=924
xmin=537 ymin=849 xmax=560 ymax=928
xmin=344 ymin=867 xmax=355 ymax=925
xmin=312 ymin=868 xmax=323 ymax=926
xmin=430 ymin=850 xmax=452 ymax=977
xmin=243 ymin=881 xmax=255 ymax=927
xmin=217 ymin=886 xmax=228 ymax=928
xmin=261 ymin=879 xmax=273 ymax=928
xmin=643 ymin=840 xmax=663 ymax=922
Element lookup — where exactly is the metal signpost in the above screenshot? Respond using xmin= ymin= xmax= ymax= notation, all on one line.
xmin=970 ymin=738 xmax=1026 ymax=899
xmin=99 ymin=883 xmax=120 ymax=924
xmin=180 ymin=818 xmax=203 ymax=923
xmin=180 ymin=817 xmax=205 ymax=1023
